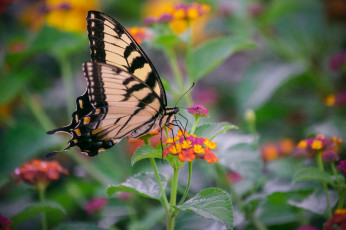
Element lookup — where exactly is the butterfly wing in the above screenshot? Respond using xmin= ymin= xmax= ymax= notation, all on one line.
xmin=87 ymin=11 xmax=167 ymax=107
xmin=62 ymin=62 xmax=163 ymax=156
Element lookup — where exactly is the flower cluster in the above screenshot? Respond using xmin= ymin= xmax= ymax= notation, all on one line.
xmin=295 ymin=135 xmax=342 ymax=161
xmin=144 ymin=3 xmax=210 ymax=34
xmin=163 ymin=130 xmax=218 ymax=164
xmin=20 ymin=0 xmax=99 ymax=32
xmin=14 ymin=159 xmax=68 ymax=186
xmin=261 ymin=138 xmax=295 ymax=161
xmin=84 ymin=197 xmax=108 ymax=214
xmin=127 ymin=27 xmax=152 ymax=45
xmin=323 ymin=209 xmax=346 ymax=230
xmin=187 ymin=104 xmax=209 ymax=117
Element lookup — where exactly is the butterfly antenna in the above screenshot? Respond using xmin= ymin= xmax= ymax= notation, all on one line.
xmin=175 ymin=82 xmax=195 ymax=107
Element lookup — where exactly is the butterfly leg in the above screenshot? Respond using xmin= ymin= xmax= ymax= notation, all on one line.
xmin=178 ymin=112 xmax=189 ymax=132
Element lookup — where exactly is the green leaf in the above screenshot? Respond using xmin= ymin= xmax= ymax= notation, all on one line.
xmin=177 ymin=188 xmax=233 ymax=229
xmin=185 ymin=36 xmax=255 ymax=81
xmin=53 ymin=222 xmax=104 ymax=230
xmin=236 ymin=61 xmax=306 ymax=111
xmin=12 ymin=201 xmax=66 ymax=228
xmin=0 ymin=70 xmax=35 ymax=105
xmin=131 ymin=145 xmax=162 ymax=166
xmin=288 ymin=190 xmax=338 ymax=215
xmin=293 ymin=167 xmax=333 ymax=185
xmin=194 ymin=122 xmax=238 ymax=140
xmin=107 ymin=172 xmax=167 ymax=200
xmin=217 ymin=137 xmax=262 ymax=180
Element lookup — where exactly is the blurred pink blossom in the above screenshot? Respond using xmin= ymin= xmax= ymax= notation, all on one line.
xmin=84 ymin=197 xmax=108 ymax=214
xmin=337 ymin=160 xmax=346 ymax=173
xmin=0 ymin=215 xmax=12 ymax=230
xmin=329 ymin=52 xmax=346 ymax=72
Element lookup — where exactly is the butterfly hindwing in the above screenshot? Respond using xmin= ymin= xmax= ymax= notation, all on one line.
xmin=66 ymin=62 xmax=162 ymax=156
xmin=46 ymin=91 xmax=93 ymax=135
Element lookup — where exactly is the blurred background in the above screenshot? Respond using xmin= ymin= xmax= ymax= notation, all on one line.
xmin=0 ymin=0 xmax=345 ymax=229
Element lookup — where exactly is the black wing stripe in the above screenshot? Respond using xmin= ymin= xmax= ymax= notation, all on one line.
xmin=87 ymin=11 xmax=167 ymax=106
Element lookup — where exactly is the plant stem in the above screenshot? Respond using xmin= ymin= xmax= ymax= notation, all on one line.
xmin=168 ymin=167 xmax=179 ymax=230
xmin=151 ymin=158 xmax=170 ymax=212
xmin=178 ymin=161 xmax=192 ymax=205
xmin=143 ymin=137 xmax=170 ymax=212
xmin=178 ymin=114 xmax=199 ymax=205
xmin=249 ymin=214 xmax=268 ymax=230
xmin=190 ymin=116 xmax=199 ymax=135
xmin=37 ymin=183 xmax=48 ymax=230
xmin=331 ymin=162 xmax=345 ymax=209
xmin=317 ymin=152 xmax=332 ymax=217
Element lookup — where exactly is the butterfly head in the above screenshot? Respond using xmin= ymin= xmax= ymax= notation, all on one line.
xmin=164 ymin=107 xmax=179 ymax=125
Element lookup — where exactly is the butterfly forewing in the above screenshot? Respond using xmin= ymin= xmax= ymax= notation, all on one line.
xmin=87 ymin=11 xmax=167 ymax=106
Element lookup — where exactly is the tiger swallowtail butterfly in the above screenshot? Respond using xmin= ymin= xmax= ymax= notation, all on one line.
xmin=47 ymin=11 xmax=178 ymax=157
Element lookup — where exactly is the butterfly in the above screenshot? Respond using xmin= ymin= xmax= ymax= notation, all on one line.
xmin=47 ymin=11 xmax=179 ymax=157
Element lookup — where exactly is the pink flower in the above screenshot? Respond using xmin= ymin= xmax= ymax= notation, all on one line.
xmin=143 ymin=16 xmax=157 ymax=26
xmin=0 ymin=215 xmax=12 ymax=230
xmin=187 ymin=104 xmax=209 ymax=117
xmin=322 ymin=152 xmax=340 ymax=162
xmin=337 ymin=160 xmax=346 ymax=173
xmin=226 ymin=171 xmax=242 ymax=184
xmin=329 ymin=52 xmax=346 ymax=72
xmin=84 ymin=198 xmax=108 ymax=214
xmin=157 ymin=13 xmax=173 ymax=23
xmin=117 ymin=192 xmax=134 ymax=201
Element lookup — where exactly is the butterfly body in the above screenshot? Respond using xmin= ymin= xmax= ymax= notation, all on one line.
xmin=47 ymin=11 xmax=177 ymax=157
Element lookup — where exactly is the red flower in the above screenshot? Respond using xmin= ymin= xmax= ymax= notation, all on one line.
xmin=14 ymin=159 xmax=68 ymax=186
xmin=337 ymin=160 xmax=346 ymax=173
xmin=323 ymin=209 xmax=346 ymax=230
xmin=187 ymin=104 xmax=209 ymax=117
xmin=0 ymin=215 xmax=12 ymax=230
xmin=84 ymin=198 xmax=108 ymax=214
